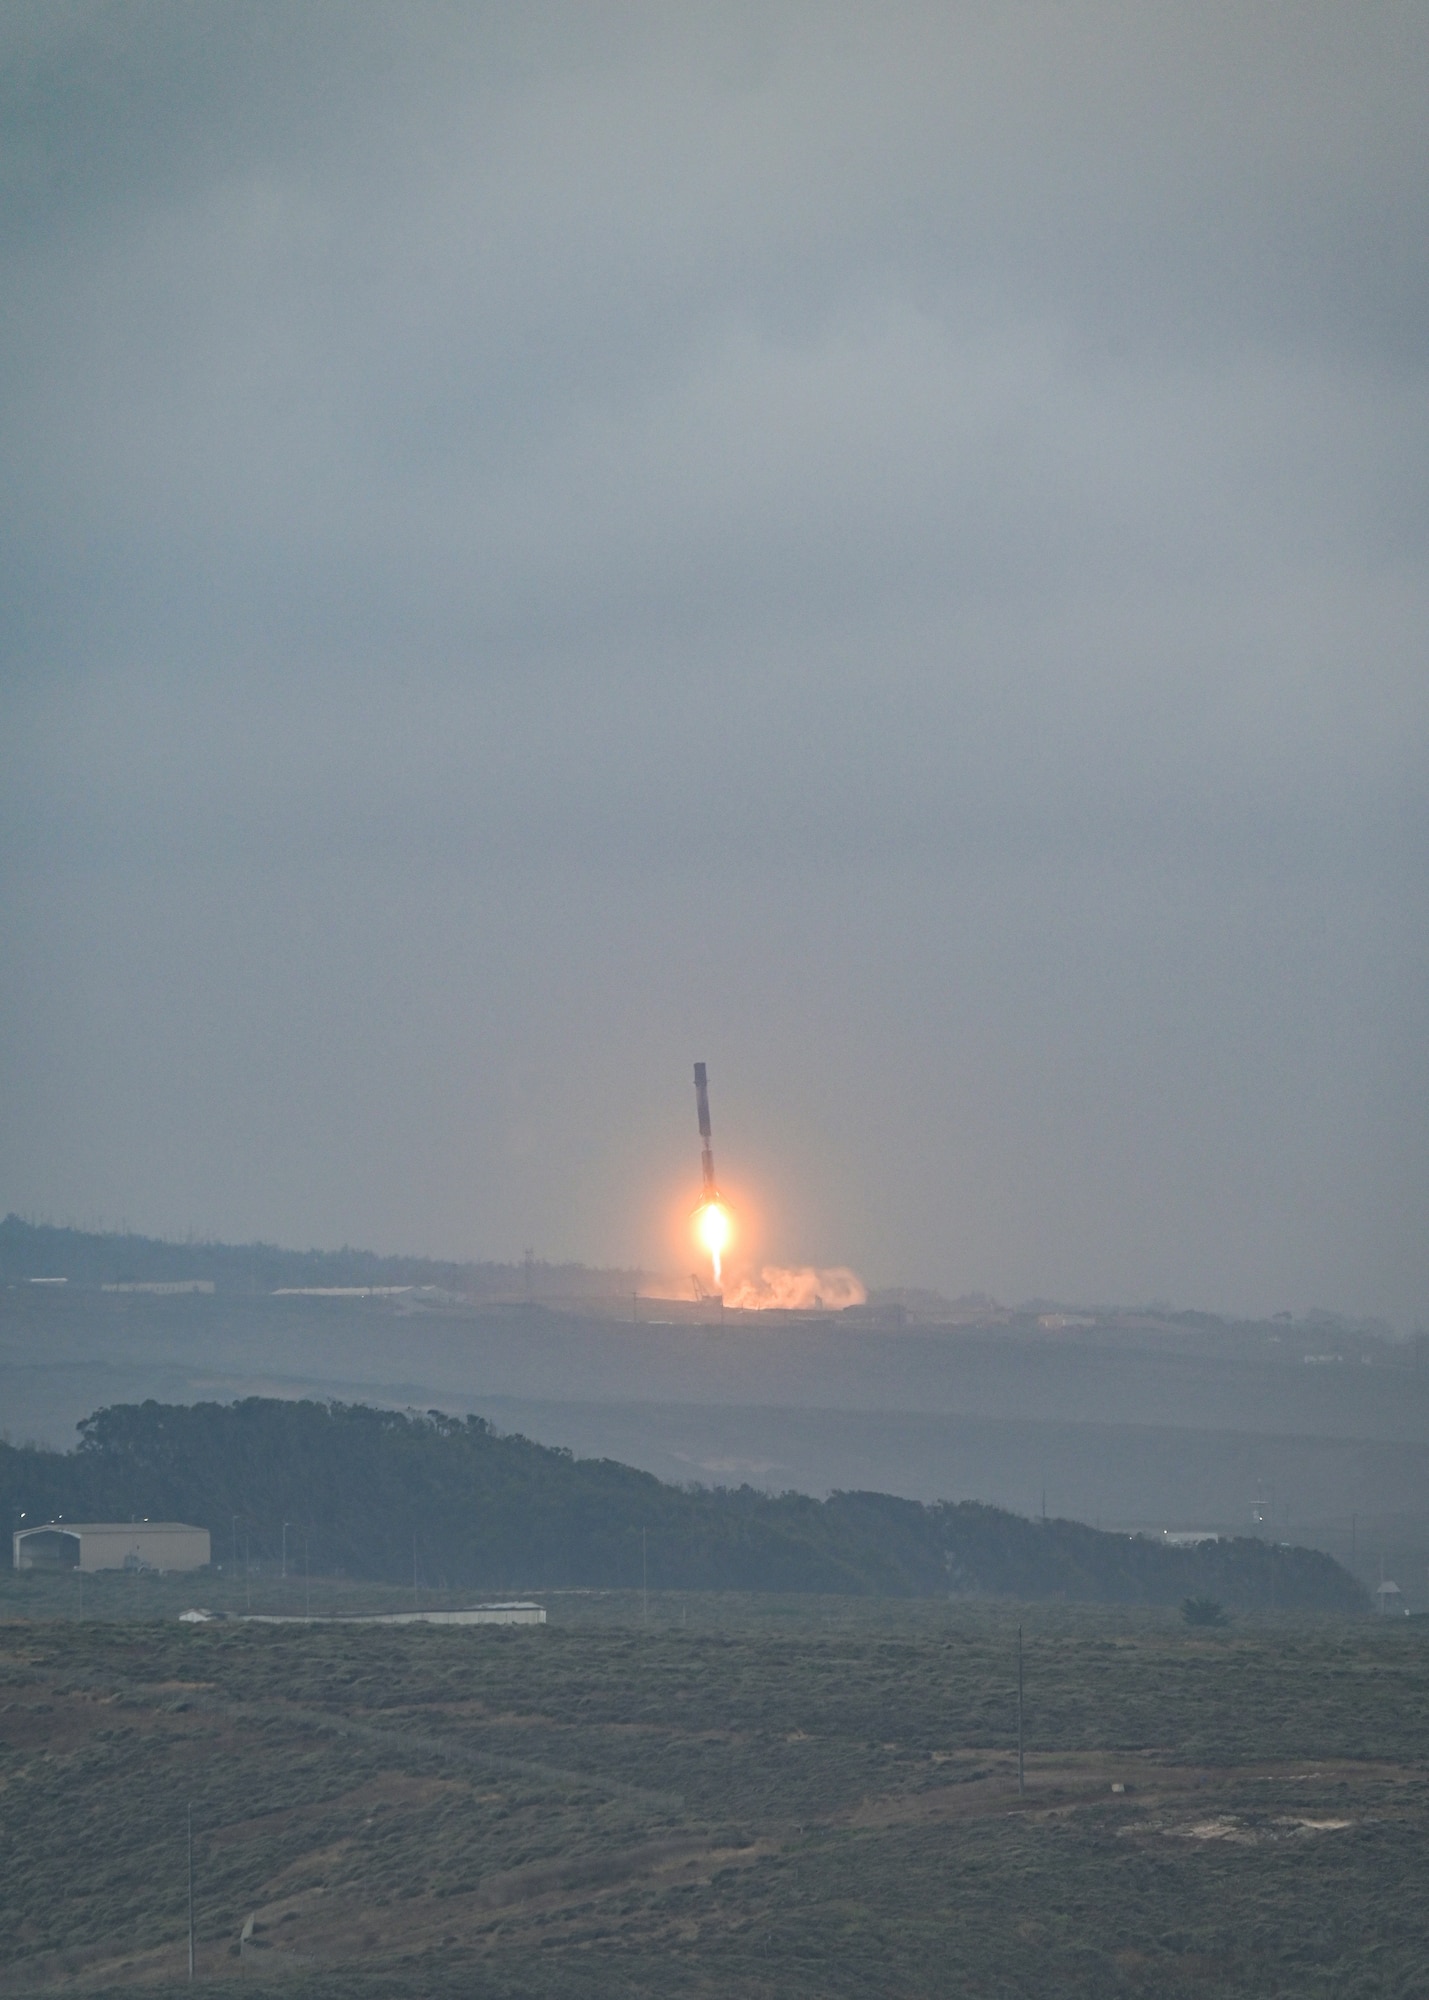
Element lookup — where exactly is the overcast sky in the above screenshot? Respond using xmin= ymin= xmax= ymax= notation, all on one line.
xmin=1 ymin=2 xmax=1425 ymax=1321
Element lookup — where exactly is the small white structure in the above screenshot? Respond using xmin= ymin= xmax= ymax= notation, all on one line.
xmin=1375 ymin=1580 xmax=1404 ymax=1615
xmin=101 ymin=1280 xmax=214 ymax=1294
xmin=241 ymin=1602 xmax=545 ymax=1627
xmin=13 ymin=1522 xmax=211 ymax=1574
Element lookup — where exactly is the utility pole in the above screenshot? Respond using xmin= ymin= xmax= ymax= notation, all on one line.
xmin=413 ymin=1532 xmax=419 ymax=1608
xmin=304 ymin=1533 xmax=310 ymax=1621
xmin=186 ymin=1803 xmax=195 ymax=1982
xmin=1017 ymin=1626 xmax=1025 ymax=1797
xmin=281 ymin=1522 xmax=289 ymax=1580
xmin=244 ymin=1529 xmax=250 ymax=1614
xmin=642 ymin=1529 xmax=649 ymax=1625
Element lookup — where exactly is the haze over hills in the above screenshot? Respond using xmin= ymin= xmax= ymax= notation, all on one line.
xmin=5 ymin=1221 xmax=1427 ymax=1606
xmin=1 ymin=1215 xmax=1407 ymax=1342
xmin=0 ymin=1214 xmax=640 ymax=1302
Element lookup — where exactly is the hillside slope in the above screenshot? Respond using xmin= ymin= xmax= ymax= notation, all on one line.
xmin=1 ymin=1399 xmax=1365 ymax=1612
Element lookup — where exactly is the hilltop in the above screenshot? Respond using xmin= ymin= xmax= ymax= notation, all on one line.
xmin=0 ymin=1214 xmax=636 ymax=1300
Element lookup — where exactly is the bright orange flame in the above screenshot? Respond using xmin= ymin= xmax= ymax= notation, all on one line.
xmin=695 ymin=1199 xmax=732 ymax=1285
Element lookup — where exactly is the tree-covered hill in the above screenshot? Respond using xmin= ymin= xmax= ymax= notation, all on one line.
xmin=1 ymin=1398 xmax=1366 ymax=1612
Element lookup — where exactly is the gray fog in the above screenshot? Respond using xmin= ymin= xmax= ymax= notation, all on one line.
xmin=2 ymin=2 xmax=1426 ymax=1322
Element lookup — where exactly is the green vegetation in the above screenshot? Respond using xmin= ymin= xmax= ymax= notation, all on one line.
xmin=1182 ymin=1596 xmax=1230 ymax=1627
xmin=1 ymin=1398 xmax=1365 ymax=1610
xmin=1 ymin=1597 xmax=1427 ymax=1996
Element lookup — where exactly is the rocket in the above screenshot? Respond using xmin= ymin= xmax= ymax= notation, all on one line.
xmin=693 ymin=1061 xmax=717 ymax=1201
xmin=692 ymin=1062 xmax=731 ymax=1287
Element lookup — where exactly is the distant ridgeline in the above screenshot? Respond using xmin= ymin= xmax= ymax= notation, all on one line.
xmin=0 ymin=1398 xmax=1366 ymax=1612
xmin=0 ymin=1214 xmax=633 ymax=1298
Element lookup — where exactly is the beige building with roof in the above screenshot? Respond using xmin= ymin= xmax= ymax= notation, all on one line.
xmin=13 ymin=1521 xmax=210 ymax=1573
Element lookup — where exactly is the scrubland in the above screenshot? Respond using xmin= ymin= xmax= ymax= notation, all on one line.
xmin=2 ymin=1585 xmax=1427 ymax=1996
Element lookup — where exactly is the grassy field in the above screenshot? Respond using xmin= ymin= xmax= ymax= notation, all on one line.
xmin=2 ymin=1578 xmax=1427 ymax=1996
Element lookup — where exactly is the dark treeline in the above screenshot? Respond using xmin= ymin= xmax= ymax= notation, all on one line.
xmin=1 ymin=1398 xmax=1366 ymax=1611
xmin=0 ymin=1215 xmax=631 ymax=1297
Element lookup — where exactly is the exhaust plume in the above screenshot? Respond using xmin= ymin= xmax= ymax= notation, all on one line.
xmin=722 ymin=1266 xmax=868 ymax=1311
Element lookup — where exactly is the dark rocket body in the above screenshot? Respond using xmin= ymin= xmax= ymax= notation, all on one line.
xmin=693 ymin=1062 xmax=717 ymax=1200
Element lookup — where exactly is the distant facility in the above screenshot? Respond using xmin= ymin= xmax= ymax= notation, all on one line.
xmin=13 ymin=1521 xmax=211 ymax=1573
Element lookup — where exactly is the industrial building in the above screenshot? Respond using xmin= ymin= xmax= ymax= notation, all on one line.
xmin=12 ymin=1521 xmax=211 ymax=1573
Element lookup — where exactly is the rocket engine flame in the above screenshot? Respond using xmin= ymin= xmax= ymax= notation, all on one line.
xmin=696 ymin=1199 xmax=731 ymax=1285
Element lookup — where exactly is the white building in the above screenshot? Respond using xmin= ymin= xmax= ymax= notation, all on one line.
xmin=13 ymin=1521 xmax=211 ymax=1573
xmin=239 ymin=1602 xmax=545 ymax=1627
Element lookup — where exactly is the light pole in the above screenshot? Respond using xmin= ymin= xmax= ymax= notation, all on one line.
xmin=282 ymin=1522 xmax=290 ymax=1580
xmin=186 ymin=1803 xmax=195 ymax=1982
xmin=1017 ymin=1627 xmax=1025 ymax=1797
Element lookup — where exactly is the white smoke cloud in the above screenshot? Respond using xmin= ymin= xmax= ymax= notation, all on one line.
xmin=723 ymin=1266 xmax=867 ymax=1312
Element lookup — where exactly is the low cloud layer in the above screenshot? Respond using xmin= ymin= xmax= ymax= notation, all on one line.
xmin=1 ymin=3 xmax=1425 ymax=1321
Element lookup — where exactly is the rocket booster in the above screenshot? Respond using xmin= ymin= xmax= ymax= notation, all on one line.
xmin=693 ymin=1062 xmax=717 ymax=1200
